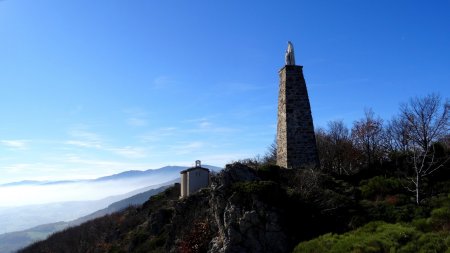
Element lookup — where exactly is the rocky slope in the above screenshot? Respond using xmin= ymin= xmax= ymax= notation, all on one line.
xmin=19 ymin=163 xmax=350 ymax=253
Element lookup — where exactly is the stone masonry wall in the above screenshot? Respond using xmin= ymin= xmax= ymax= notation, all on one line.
xmin=276 ymin=65 xmax=319 ymax=169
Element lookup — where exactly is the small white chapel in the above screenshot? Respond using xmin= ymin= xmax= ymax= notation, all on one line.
xmin=180 ymin=160 xmax=210 ymax=198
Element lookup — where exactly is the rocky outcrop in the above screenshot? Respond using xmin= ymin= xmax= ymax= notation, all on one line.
xmin=19 ymin=163 xmax=302 ymax=253
xmin=208 ymin=164 xmax=288 ymax=253
xmin=166 ymin=163 xmax=290 ymax=253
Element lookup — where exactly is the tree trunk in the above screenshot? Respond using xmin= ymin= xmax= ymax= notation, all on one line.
xmin=416 ymin=173 xmax=420 ymax=205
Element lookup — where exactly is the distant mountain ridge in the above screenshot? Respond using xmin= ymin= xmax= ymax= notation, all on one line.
xmin=0 ymin=164 xmax=222 ymax=234
xmin=0 ymin=164 xmax=223 ymax=253
xmin=94 ymin=166 xmax=188 ymax=182
xmin=0 ymin=165 xmax=222 ymax=186
xmin=0 ymin=183 xmax=174 ymax=253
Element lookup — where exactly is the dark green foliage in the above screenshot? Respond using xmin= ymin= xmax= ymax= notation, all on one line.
xmin=130 ymin=229 xmax=150 ymax=247
xmin=17 ymin=141 xmax=450 ymax=253
xmin=432 ymin=180 xmax=450 ymax=195
xmin=257 ymin=164 xmax=282 ymax=181
xmin=429 ymin=206 xmax=450 ymax=231
xmin=232 ymin=181 xmax=278 ymax=196
xmin=359 ymin=176 xmax=405 ymax=199
xmin=19 ymin=160 xmax=450 ymax=253
xmin=360 ymin=200 xmax=419 ymax=223
xmin=132 ymin=233 xmax=166 ymax=253
xmin=294 ymin=194 xmax=450 ymax=252
xmin=293 ymin=221 xmax=450 ymax=253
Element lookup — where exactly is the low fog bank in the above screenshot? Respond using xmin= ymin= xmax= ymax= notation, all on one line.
xmin=0 ymin=175 xmax=179 ymax=207
xmin=0 ymin=198 xmax=112 ymax=234
xmin=0 ymin=175 xmax=180 ymax=234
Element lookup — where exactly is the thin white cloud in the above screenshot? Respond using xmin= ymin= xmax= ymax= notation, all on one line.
xmin=127 ymin=117 xmax=148 ymax=127
xmin=110 ymin=146 xmax=148 ymax=159
xmin=199 ymin=120 xmax=212 ymax=128
xmin=191 ymin=122 xmax=237 ymax=134
xmin=123 ymin=108 xmax=148 ymax=127
xmin=139 ymin=127 xmax=178 ymax=142
xmin=185 ymin=117 xmax=214 ymax=129
xmin=1 ymin=162 xmax=63 ymax=184
xmin=183 ymin=117 xmax=238 ymax=134
xmin=190 ymin=126 xmax=237 ymax=134
xmin=65 ymin=140 xmax=101 ymax=148
xmin=65 ymin=127 xmax=104 ymax=149
xmin=0 ymin=140 xmax=29 ymax=150
xmin=184 ymin=117 xmax=210 ymax=123
xmin=63 ymin=156 xmax=166 ymax=175
xmin=171 ymin=141 xmax=206 ymax=155
xmin=3 ymin=163 xmax=33 ymax=173
xmin=64 ymin=127 xmax=151 ymax=159
xmin=152 ymin=75 xmax=174 ymax=89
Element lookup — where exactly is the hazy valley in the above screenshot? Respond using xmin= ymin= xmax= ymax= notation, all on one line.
xmin=0 ymin=165 xmax=221 ymax=253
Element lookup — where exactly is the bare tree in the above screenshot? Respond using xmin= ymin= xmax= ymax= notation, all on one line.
xmin=316 ymin=127 xmax=333 ymax=172
xmin=400 ymin=93 xmax=449 ymax=151
xmin=316 ymin=121 xmax=360 ymax=175
xmin=328 ymin=120 xmax=355 ymax=175
xmin=351 ymin=109 xmax=386 ymax=167
xmin=406 ymin=144 xmax=449 ymax=204
xmin=262 ymin=139 xmax=277 ymax=165
xmin=328 ymin=120 xmax=350 ymax=146
xmin=386 ymin=116 xmax=411 ymax=152
xmin=400 ymin=94 xmax=450 ymax=204
xmin=441 ymin=134 xmax=450 ymax=149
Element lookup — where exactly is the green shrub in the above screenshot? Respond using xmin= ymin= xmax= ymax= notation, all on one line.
xmin=428 ymin=194 xmax=450 ymax=209
xmin=294 ymin=220 xmax=450 ymax=253
xmin=257 ymin=164 xmax=281 ymax=181
xmin=134 ymin=234 xmax=166 ymax=253
xmin=231 ymin=180 xmax=287 ymax=207
xmin=131 ymin=230 xmax=150 ymax=246
xmin=293 ymin=222 xmax=427 ymax=253
xmin=258 ymin=164 xmax=281 ymax=172
xmin=292 ymin=233 xmax=337 ymax=253
xmin=429 ymin=207 xmax=450 ymax=231
xmin=412 ymin=218 xmax=433 ymax=232
xmin=360 ymin=176 xmax=404 ymax=200
xmin=232 ymin=181 xmax=277 ymax=195
xmin=415 ymin=233 xmax=449 ymax=253
xmin=360 ymin=200 xmax=418 ymax=223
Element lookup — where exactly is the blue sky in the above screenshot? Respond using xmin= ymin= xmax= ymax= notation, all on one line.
xmin=0 ymin=1 xmax=449 ymax=183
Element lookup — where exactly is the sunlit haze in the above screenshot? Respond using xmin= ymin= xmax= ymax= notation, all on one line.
xmin=0 ymin=181 xmax=144 ymax=207
xmin=1 ymin=1 xmax=449 ymax=186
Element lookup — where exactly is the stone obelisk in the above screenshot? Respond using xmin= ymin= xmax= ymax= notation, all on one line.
xmin=276 ymin=41 xmax=319 ymax=169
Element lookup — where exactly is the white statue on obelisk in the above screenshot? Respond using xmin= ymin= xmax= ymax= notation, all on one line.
xmin=285 ymin=41 xmax=295 ymax=66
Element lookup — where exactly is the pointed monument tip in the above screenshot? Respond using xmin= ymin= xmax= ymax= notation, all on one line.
xmin=285 ymin=41 xmax=295 ymax=66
